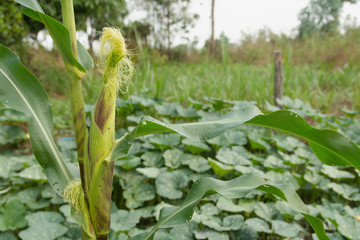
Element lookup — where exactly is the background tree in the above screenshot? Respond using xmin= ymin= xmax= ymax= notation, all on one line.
xmin=133 ymin=0 xmax=199 ymax=55
xmin=74 ymin=0 xmax=128 ymax=53
xmin=0 ymin=0 xmax=26 ymax=46
xmin=298 ymin=0 xmax=357 ymax=38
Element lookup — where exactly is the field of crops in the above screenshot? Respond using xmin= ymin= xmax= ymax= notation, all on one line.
xmin=1 ymin=93 xmax=360 ymax=240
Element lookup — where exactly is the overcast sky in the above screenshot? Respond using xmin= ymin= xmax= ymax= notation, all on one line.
xmin=176 ymin=0 xmax=360 ymax=47
xmin=39 ymin=0 xmax=360 ymax=50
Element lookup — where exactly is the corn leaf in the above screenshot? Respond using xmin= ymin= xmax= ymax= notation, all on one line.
xmin=15 ymin=0 xmax=93 ymax=75
xmin=0 ymin=44 xmax=74 ymax=195
xmin=246 ymin=110 xmax=360 ymax=170
xmin=110 ymin=105 xmax=262 ymax=161
xmin=129 ymin=174 xmax=330 ymax=240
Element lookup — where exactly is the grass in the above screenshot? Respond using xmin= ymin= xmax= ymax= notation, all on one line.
xmin=131 ymin=60 xmax=360 ymax=114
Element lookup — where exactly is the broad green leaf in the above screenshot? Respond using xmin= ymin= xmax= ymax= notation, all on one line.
xmin=194 ymin=228 xmax=229 ymax=240
xmin=216 ymin=197 xmax=256 ymax=213
xmin=17 ymin=188 xmax=50 ymax=210
xmin=111 ymin=210 xmax=141 ymax=232
xmin=254 ymin=202 xmax=283 ymax=222
xmin=327 ymin=182 xmax=360 ymax=201
xmin=202 ymin=215 xmax=244 ymax=231
xmin=136 ymin=167 xmax=162 ymax=179
xmin=18 ymin=165 xmax=46 ymax=180
xmin=19 ymin=222 xmax=67 ymax=240
xmin=0 ymin=44 xmax=74 ymax=195
xmin=120 ymin=172 xmax=156 ymax=208
xmin=0 ymin=155 xmax=25 ymax=178
xmin=183 ymin=155 xmax=211 ymax=173
xmin=0 ymin=125 xmax=26 ymax=145
xmin=155 ymin=170 xmax=189 ymax=199
xmin=163 ymin=149 xmax=186 ymax=169
xmin=207 ymin=131 xmax=247 ymax=148
xmin=244 ymin=218 xmax=271 ymax=233
xmin=141 ymin=152 xmax=164 ymax=167
xmin=0 ymin=199 xmax=28 ymax=231
xmin=208 ymin=158 xmax=234 ymax=177
xmin=15 ymin=0 xmax=93 ymax=75
xmin=115 ymin=156 xmax=142 ymax=170
xmin=123 ymin=181 xmax=156 ymax=208
xmin=234 ymin=226 xmax=258 ymax=240
xmin=321 ymin=165 xmax=355 ymax=179
xmin=182 ymin=138 xmax=210 ymax=154
xmin=216 ymin=147 xmax=252 ymax=166
xmin=334 ymin=214 xmax=360 ymax=240
xmin=272 ymin=220 xmax=302 ymax=237
xmin=0 ymin=233 xmax=17 ymax=240
xmin=246 ymin=110 xmax=360 ymax=170
xmin=25 ymin=211 xmax=64 ymax=226
xmin=149 ymin=134 xmax=181 ymax=150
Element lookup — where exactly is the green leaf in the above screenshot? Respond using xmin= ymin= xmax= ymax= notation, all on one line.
xmin=19 ymin=222 xmax=68 ymax=240
xmin=195 ymin=228 xmax=229 ymax=240
xmin=123 ymin=181 xmax=156 ymax=208
xmin=183 ymin=155 xmax=211 ymax=173
xmin=163 ymin=149 xmax=186 ymax=169
xmin=272 ymin=220 xmax=301 ymax=237
xmin=155 ymin=170 xmax=189 ymax=199
xmin=321 ymin=165 xmax=355 ymax=179
xmin=334 ymin=214 xmax=360 ymax=239
xmin=17 ymin=187 xmax=50 ymax=210
xmin=244 ymin=218 xmax=271 ymax=233
xmin=0 ymin=44 xmax=74 ymax=195
xmin=110 ymin=106 xmax=261 ymax=163
xmin=246 ymin=110 xmax=360 ymax=170
xmin=202 ymin=215 xmax=244 ymax=231
xmin=141 ymin=152 xmax=164 ymax=168
xmin=182 ymin=138 xmax=210 ymax=154
xmin=131 ymin=174 xmax=265 ymax=240
xmin=0 ymin=198 xmax=28 ymax=231
xmin=0 ymin=232 xmax=17 ymax=240
xmin=25 ymin=211 xmax=64 ymax=226
xmin=216 ymin=147 xmax=252 ymax=166
xmin=15 ymin=0 xmax=93 ymax=74
xmin=18 ymin=165 xmax=46 ymax=180
xmin=216 ymin=197 xmax=256 ymax=213
xmin=0 ymin=155 xmax=26 ymax=178
xmin=208 ymin=158 xmax=234 ymax=177
xmin=111 ymin=210 xmax=141 ymax=232
xmin=149 ymin=134 xmax=181 ymax=150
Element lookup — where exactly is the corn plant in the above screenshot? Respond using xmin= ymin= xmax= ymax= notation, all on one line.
xmin=1 ymin=0 xmax=360 ymax=239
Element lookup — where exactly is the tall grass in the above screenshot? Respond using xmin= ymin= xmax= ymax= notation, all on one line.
xmin=131 ymin=60 xmax=360 ymax=113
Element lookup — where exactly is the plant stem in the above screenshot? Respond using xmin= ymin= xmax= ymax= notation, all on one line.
xmin=61 ymin=0 xmax=93 ymax=238
xmin=60 ymin=0 xmax=86 ymax=183
xmin=61 ymin=0 xmax=78 ymax=58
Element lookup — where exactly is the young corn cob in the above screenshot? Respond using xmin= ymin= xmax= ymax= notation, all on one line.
xmin=86 ymin=27 xmax=133 ymax=239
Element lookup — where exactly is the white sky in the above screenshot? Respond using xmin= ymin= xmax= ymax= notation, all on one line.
xmin=38 ymin=0 xmax=360 ymax=50
xmin=182 ymin=0 xmax=360 ymax=47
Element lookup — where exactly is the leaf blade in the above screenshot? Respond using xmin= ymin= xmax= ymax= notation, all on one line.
xmin=16 ymin=0 xmax=93 ymax=74
xmin=246 ymin=110 xmax=360 ymax=170
xmin=0 ymin=44 xmax=74 ymax=195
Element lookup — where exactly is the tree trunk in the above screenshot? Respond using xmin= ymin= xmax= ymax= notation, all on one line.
xmin=210 ymin=0 xmax=215 ymax=56
xmin=166 ymin=0 xmax=171 ymax=55
xmin=274 ymin=50 xmax=283 ymax=108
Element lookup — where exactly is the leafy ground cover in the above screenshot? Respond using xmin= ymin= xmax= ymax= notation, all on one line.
xmin=1 ymin=95 xmax=360 ymax=240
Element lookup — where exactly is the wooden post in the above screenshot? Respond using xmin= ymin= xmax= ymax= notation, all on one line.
xmin=274 ymin=50 xmax=283 ymax=108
